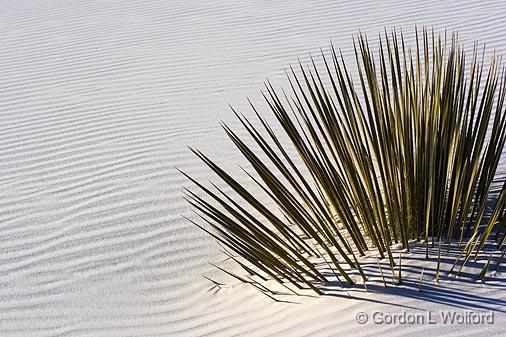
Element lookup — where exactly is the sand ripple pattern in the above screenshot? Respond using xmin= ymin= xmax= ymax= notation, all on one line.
xmin=1 ymin=0 xmax=506 ymax=336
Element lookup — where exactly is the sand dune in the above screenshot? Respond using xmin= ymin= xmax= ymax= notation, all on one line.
xmin=1 ymin=0 xmax=506 ymax=336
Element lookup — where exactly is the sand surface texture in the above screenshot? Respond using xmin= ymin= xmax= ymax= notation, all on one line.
xmin=1 ymin=1 xmax=505 ymax=336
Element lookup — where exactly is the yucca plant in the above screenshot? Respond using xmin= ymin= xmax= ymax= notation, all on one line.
xmin=182 ymin=28 xmax=506 ymax=297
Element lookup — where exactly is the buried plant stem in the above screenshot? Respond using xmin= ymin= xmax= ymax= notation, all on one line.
xmin=398 ymin=252 xmax=402 ymax=286
xmin=479 ymin=253 xmax=494 ymax=281
xmin=377 ymin=258 xmax=388 ymax=287
xmin=418 ymin=267 xmax=425 ymax=292
xmin=493 ymin=248 xmax=506 ymax=272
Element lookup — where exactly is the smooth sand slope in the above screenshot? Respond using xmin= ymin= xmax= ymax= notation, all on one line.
xmin=1 ymin=1 xmax=505 ymax=336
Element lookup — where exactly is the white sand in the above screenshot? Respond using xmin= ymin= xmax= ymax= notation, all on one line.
xmin=1 ymin=0 xmax=505 ymax=336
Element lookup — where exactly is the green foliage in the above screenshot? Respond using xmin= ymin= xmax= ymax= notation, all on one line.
xmin=183 ymin=28 xmax=506 ymax=296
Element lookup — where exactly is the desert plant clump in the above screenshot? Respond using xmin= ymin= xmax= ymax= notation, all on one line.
xmin=182 ymin=28 xmax=506 ymax=297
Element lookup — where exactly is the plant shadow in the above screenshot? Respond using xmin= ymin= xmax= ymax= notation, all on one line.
xmin=317 ymin=242 xmax=506 ymax=313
